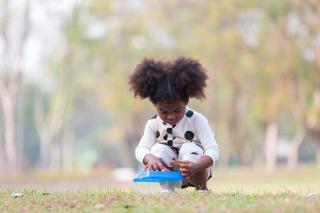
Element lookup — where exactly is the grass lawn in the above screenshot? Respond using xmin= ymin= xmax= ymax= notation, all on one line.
xmin=0 ymin=165 xmax=319 ymax=212
xmin=1 ymin=189 xmax=319 ymax=212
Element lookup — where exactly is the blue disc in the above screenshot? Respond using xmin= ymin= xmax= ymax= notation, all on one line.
xmin=133 ymin=171 xmax=184 ymax=183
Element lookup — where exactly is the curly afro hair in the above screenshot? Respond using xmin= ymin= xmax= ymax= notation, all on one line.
xmin=129 ymin=57 xmax=208 ymax=104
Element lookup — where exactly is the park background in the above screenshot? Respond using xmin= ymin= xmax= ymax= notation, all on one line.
xmin=0 ymin=0 xmax=320 ymax=192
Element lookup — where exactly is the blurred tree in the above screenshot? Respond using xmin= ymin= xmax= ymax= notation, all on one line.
xmin=293 ymin=0 xmax=320 ymax=166
xmin=0 ymin=0 xmax=31 ymax=175
xmin=33 ymin=4 xmax=100 ymax=172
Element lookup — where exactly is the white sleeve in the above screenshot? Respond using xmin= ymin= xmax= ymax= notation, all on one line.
xmin=194 ymin=114 xmax=219 ymax=163
xmin=135 ymin=119 xmax=157 ymax=164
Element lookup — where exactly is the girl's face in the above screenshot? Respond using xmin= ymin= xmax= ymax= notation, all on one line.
xmin=155 ymin=100 xmax=187 ymax=125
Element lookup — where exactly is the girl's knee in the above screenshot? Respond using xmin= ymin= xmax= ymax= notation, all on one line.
xmin=178 ymin=143 xmax=203 ymax=163
xmin=150 ymin=144 xmax=177 ymax=167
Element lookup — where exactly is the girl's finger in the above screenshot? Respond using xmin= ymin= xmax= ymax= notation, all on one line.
xmin=158 ymin=163 xmax=167 ymax=171
xmin=153 ymin=164 xmax=158 ymax=171
xmin=149 ymin=164 xmax=154 ymax=171
xmin=181 ymin=170 xmax=190 ymax=176
xmin=156 ymin=164 xmax=162 ymax=171
xmin=183 ymin=163 xmax=191 ymax=169
xmin=152 ymin=164 xmax=157 ymax=170
xmin=158 ymin=162 xmax=164 ymax=170
xmin=181 ymin=163 xmax=190 ymax=169
xmin=180 ymin=167 xmax=189 ymax=172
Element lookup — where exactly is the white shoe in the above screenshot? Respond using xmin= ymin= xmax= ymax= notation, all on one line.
xmin=160 ymin=188 xmax=174 ymax=194
xmin=197 ymin=189 xmax=209 ymax=193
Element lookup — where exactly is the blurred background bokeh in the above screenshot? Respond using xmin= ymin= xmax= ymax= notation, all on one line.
xmin=0 ymin=0 xmax=320 ymax=188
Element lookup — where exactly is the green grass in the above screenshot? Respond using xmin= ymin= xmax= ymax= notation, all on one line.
xmin=1 ymin=165 xmax=320 ymax=212
xmin=0 ymin=189 xmax=319 ymax=212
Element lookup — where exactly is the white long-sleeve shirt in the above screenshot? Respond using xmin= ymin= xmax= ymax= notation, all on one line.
xmin=135 ymin=107 xmax=219 ymax=164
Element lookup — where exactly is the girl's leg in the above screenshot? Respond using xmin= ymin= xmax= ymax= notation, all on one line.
xmin=179 ymin=143 xmax=210 ymax=190
xmin=190 ymin=170 xmax=208 ymax=190
xmin=150 ymin=143 xmax=177 ymax=168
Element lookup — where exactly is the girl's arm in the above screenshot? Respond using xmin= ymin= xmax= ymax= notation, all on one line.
xmin=135 ymin=119 xmax=167 ymax=171
xmin=194 ymin=113 xmax=219 ymax=165
xmin=135 ymin=120 xmax=157 ymax=164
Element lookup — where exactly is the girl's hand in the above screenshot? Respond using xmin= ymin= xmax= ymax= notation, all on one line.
xmin=179 ymin=160 xmax=199 ymax=179
xmin=143 ymin=154 xmax=168 ymax=171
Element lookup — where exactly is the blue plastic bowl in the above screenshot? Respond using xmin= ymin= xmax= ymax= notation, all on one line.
xmin=133 ymin=171 xmax=184 ymax=183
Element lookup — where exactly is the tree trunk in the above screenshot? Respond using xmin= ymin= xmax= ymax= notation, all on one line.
xmin=287 ymin=129 xmax=305 ymax=170
xmin=62 ymin=131 xmax=74 ymax=173
xmin=287 ymin=149 xmax=298 ymax=170
xmin=0 ymin=142 xmax=6 ymax=178
xmin=316 ymin=142 xmax=320 ymax=167
xmin=1 ymin=92 xmax=17 ymax=174
xmin=264 ymin=120 xmax=278 ymax=172
xmin=309 ymin=88 xmax=320 ymax=166
xmin=39 ymin=136 xmax=51 ymax=169
xmin=50 ymin=141 xmax=61 ymax=171
xmin=0 ymin=0 xmax=30 ymax=176
xmin=34 ymin=93 xmax=67 ymax=171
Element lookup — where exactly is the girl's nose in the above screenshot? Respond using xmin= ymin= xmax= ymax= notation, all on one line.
xmin=167 ymin=114 xmax=175 ymax=120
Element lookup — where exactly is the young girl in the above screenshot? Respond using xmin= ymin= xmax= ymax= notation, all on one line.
xmin=129 ymin=57 xmax=219 ymax=192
